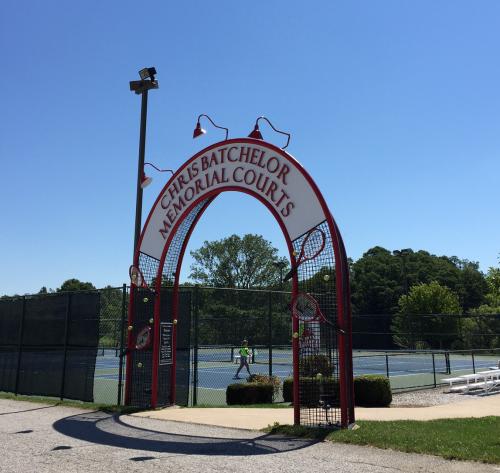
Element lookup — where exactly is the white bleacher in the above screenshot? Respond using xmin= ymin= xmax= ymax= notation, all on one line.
xmin=442 ymin=369 xmax=500 ymax=394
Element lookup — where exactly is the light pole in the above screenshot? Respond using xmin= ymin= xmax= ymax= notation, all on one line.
xmin=393 ymin=249 xmax=412 ymax=347
xmin=393 ymin=249 xmax=411 ymax=298
xmin=130 ymin=67 xmax=159 ymax=258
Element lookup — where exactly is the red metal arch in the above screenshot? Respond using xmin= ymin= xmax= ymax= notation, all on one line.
xmin=127 ymin=139 xmax=354 ymax=427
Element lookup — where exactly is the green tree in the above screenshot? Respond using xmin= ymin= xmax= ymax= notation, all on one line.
xmin=484 ymin=266 xmax=500 ymax=308
xmin=57 ymin=278 xmax=96 ymax=292
xmin=391 ymin=281 xmax=462 ymax=349
xmin=350 ymin=247 xmax=487 ymax=315
xmin=189 ymin=234 xmax=288 ymax=289
xmin=460 ymin=265 xmax=500 ymax=349
xmin=350 ymin=246 xmax=402 ymax=315
xmin=454 ymin=260 xmax=488 ymax=311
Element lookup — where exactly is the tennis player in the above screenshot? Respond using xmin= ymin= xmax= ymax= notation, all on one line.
xmin=233 ymin=339 xmax=252 ymax=379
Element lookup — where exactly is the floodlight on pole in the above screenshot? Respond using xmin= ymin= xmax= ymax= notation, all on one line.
xmin=139 ymin=67 xmax=157 ymax=81
xmin=248 ymin=116 xmax=291 ymax=149
xmin=192 ymin=114 xmax=229 ymax=141
xmin=130 ymin=66 xmax=159 ymax=259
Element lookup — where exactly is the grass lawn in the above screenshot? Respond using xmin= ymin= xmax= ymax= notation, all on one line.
xmin=265 ymin=417 xmax=500 ymax=464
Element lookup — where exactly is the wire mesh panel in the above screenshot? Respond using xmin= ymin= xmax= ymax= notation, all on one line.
xmin=293 ymin=220 xmax=342 ymax=427
xmin=129 ymin=198 xmax=210 ymax=408
xmin=127 ymin=288 xmax=155 ymax=407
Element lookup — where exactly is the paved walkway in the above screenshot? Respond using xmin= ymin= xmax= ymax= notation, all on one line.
xmin=1 ymin=398 xmax=498 ymax=473
xmin=133 ymin=394 xmax=500 ymax=430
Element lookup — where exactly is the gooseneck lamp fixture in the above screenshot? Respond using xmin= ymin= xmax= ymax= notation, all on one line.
xmin=140 ymin=162 xmax=174 ymax=189
xmin=193 ymin=114 xmax=229 ymax=141
xmin=248 ymin=116 xmax=291 ymax=150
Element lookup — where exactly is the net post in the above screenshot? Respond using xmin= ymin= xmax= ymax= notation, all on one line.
xmin=472 ymin=352 xmax=476 ymax=373
xmin=60 ymin=293 xmax=72 ymax=400
xmin=117 ymin=284 xmax=127 ymax=406
xmin=385 ymin=353 xmax=390 ymax=378
xmin=432 ymin=353 xmax=436 ymax=387
xmin=14 ymin=296 xmax=27 ymax=395
xmin=445 ymin=351 xmax=451 ymax=374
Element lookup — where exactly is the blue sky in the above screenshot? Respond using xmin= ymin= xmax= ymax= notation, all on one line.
xmin=1 ymin=1 xmax=499 ymax=295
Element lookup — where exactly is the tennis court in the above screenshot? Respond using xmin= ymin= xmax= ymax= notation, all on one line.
xmin=92 ymin=347 xmax=500 ymax=405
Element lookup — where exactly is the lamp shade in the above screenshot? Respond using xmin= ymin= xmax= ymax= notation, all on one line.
xmin=141 ymin=173 xmax=153 ymax=189
xmin=248 ymin=124 xmax=263 ymax=140
xmin=193 ymin=122 xmax=206 ymax=139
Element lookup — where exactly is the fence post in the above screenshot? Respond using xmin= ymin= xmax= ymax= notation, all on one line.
xmin=60 ymin=293 xmax=72 ymax=400
xmin=14 ymin=296 xmax=27 ymax=395
xmin=385 ymin=353 xmax=390 ymax=379
xmin=192 ymin=285 xmax=199 ymax=406
xmin=472 ymin=352 xmax=476 ymax=374
xmin=268 ymin=291 xmax=273 ymax=378
xmin=117 ymin=284 xmax=127 ymax=406
xmin=432 ymin=353 xmax=436 ymax=387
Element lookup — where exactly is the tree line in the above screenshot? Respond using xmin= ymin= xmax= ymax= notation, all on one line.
xmin=2 ymin=235 xmax=498 ymax=350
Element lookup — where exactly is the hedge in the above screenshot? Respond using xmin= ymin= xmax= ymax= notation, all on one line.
xmin=354 ymin=375 xmax=392 ymax=407
xmin=226 ymin=382 xmax=274 ymax=405
xmin=283 ymin=375 xmax=391 ymax=407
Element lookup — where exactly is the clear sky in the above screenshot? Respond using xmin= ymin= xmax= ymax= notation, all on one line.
xmin=1 ymin=1 xmax=499 ymax=296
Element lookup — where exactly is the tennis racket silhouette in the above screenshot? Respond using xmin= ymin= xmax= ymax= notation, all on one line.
xmin=129 ymin=265 xmax=148 ymax=289
xmin=292 ymin=292 xmax=345 ymax=333
xmin=284 ymin=228 xmax=326 ymax=282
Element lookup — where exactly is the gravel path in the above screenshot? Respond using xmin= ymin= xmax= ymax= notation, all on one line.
xmin=391 ymin=388 xmax=487 ymax=407
xmin=1 ymin=399 xmax=498 ymax=473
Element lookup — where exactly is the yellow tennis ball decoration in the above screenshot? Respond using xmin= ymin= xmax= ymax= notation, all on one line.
xmin=323 ymin=274 xmax=330 ymax=281
xmin=143 ymin=297 xmax=149 ymax=303
xmin=316 ymin=372 xmax=323 ymax=380
xmin=127 ymin=325 xmax=133 ymax=331
xmin=173 ymin=319 xmax=178 ymax=325
xmin=292 ymin=250 xmax=298 ymax=256
xmin=292 ymin=332 xmax=299 ymax=339
xmin=149 ymin=318 xmax=154 ymax=324
xmin=137 ymin=362 xmax=143 ymax=368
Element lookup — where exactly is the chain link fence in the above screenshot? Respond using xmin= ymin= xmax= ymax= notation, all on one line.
xmin=1 ymin=285 xmax=499 ymax=406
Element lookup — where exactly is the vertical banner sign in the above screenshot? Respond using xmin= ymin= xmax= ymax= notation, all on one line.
xmin=159 ymin=322 xmax=173 ymax=365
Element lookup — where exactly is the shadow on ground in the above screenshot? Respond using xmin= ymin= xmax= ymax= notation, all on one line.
xmin=0 ymin=404 xmax=57 ymax=416
xmin=53 ymin=411 xmax=317 ymax=456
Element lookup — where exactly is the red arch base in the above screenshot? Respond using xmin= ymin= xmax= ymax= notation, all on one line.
xmin=125 ymin=138 xmax=355 ymax=428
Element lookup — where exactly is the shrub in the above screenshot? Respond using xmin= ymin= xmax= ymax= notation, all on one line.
xmin=354 ymin=375 xmax=392 ymax=407
xmin=226 ymin=382 xmax=274 ymax=405
xmin=299 ymin=354 xmax=333 ymax=377
xmin=283 ymin=377 xmax=293 ymax=403
xmin=283 ymin=375 xmax=392 ymax=407
xmin=247 ymin=374 xmax=281 ymax=399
